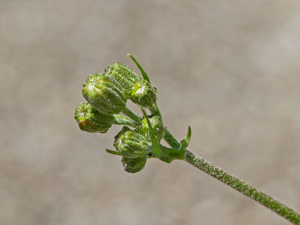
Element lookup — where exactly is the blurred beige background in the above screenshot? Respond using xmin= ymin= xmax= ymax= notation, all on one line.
xmin=1 ymin=0 xmax=300 ymax=224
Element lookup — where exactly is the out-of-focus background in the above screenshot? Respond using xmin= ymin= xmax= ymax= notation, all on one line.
xmin=1 ymin=1 xmax=300 ymax=224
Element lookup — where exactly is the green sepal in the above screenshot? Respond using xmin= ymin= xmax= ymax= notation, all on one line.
xmin=127 ymin=53 xmax=150 ymax=83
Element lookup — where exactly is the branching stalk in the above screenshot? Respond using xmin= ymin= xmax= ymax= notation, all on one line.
xmin=76 ymin=55 xmax=300 ymax=224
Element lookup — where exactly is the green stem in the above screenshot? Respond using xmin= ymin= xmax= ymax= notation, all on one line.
xmin=122 ymin=107 xmax=142 ymax=123
xmin=113 ymin=114 xmax=140 ymax=128
xmin=149 ymin=102 xmax=162 ymax=118
xmin=164 ymin=129 xmax=181 ymax=149
xmin=164 ymin=130 xmax=300 ymax=225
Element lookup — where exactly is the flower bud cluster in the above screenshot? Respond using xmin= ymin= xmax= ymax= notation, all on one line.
xmin=75 ymin=57 xmax=164 ymax=173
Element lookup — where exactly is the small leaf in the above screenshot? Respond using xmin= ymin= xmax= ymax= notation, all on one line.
xmin=159 ymin=145 xmax=184 ymax=161
xmin=128 ymin=53 xmax=150 ymax=83
xmin=180 ymin=126 xmax=191 ymax=150
xmin=140 ymin=107 xmax=161 ymax=158
xmin=106 ymin=148 xmax=121 ymax=156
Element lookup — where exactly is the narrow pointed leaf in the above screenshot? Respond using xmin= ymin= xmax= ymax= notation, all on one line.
xmin=106 ymin=148 xmax=122 ymax=156
xmin=128 ymin=53 xmax=150 ymax=83
xmin=141 ymin=107 xmax=161 ymax=158
xmin=180 ymin=126 xmax=191 ymax=150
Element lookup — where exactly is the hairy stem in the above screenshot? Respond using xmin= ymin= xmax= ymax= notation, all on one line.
xmin=164 ymin=129 xmax=181 ymax=149
xmin=113 ymin=114 xmax=140 ymax=128
xmin=163 ymin=130 xmax=300 ymax=225
xmin=149 ymin=102 xmax=162 ymax=118
xmin=122 ymin=107 xmax=142 ymax=123
xmin=185 ymin=150 xmax=300 ymax=225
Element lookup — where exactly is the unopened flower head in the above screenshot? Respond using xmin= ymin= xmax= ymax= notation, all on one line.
xmin=130 ymin=80 xmax=157 ymax=107
xmin=104 ymin=62 xmax=142 ymax=95
xmin=121 ymin=156 xmax=147 ymax=173
xmin=82 ymin=74 xmax=127 ymax=115
xmin=114 ymin=126 xmax=150 ymax=158
xmin=74 ymin=102 xmax=114 ymax=133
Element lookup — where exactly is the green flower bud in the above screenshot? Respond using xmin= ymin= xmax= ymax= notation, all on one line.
xmin=74 ymin=102 xmax=114 ymax=133
xmin=130 ymin=80 xmax=157 ymax=107
xmin=141 ymin=115 xmax=165 ymax=141
xmin=82 ymin=73 xmax=127 ymax=115
xmin=104 ymin=62 xmax=142 ymax=95
xmin=114 ymin=126 xmax=150 ymax=158
xmin=121 ymin=156 xmax=147 ymax=173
